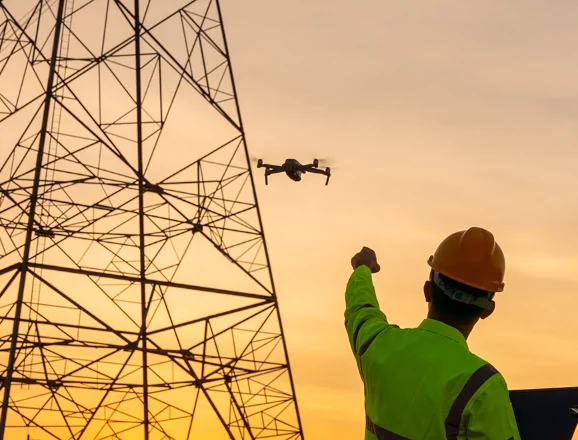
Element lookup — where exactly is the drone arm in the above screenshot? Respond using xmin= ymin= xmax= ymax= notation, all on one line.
xmin=302 ymin=167 xmax=331 ymax=185
xmin=265 ymin=169 xmax=285 ymax=176
xmin=306 ymin=168 xmax=329 ymax=176
xmin=264 ymin=168 xmax=284 ymax=185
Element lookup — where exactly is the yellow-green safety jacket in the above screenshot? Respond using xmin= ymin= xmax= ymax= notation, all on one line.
xmin=344 ymin=265 xmax=521 ymax=439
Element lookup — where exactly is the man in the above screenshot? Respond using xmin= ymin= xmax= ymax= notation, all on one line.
xmin=345 ymin=227 xmax=521 ymax=439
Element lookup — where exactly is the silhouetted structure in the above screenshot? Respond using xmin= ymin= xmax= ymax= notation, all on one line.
xmin=510 ymin=387 xmax=578 ymax=440
xmin=0 ymin=0 xmax=303 ymax=438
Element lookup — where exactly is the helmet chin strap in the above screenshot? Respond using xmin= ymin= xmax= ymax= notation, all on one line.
xmin=432 ymin=271 xmax=494 ymax=310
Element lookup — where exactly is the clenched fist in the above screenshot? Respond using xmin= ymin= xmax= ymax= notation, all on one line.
xmin=351 ymin=247 xmax=381 ymax=274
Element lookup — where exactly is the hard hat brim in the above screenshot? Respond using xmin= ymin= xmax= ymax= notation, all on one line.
xmin=428 ymin=256 xmax=504 ymax=293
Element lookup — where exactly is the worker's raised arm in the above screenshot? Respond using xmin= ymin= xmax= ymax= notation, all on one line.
xmin=344 ymin=247 xmax=394 ymax=362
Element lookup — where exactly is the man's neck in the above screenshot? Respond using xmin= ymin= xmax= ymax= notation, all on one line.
xmin=426 ymin=311 xmax=475 ymax=340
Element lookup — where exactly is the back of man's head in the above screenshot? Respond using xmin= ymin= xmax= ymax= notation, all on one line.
xmin=426 ymin=227 xmax=505 ymax=329
xmin=429 ymin=269 xmax=492 ymax=324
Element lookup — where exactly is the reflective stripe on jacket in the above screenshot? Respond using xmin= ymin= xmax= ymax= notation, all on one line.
xmin=344 ymin=265 xmax=521 ymax=439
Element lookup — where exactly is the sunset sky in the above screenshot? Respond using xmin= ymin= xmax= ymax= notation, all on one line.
xmin=221 ymin=1 xmax=578 ymax=438
xmin=1 ymin=0 xmax=578 ymax=438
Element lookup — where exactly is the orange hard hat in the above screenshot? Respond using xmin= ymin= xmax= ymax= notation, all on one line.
xmin=427 ymin=227 xmax=505 ymax=293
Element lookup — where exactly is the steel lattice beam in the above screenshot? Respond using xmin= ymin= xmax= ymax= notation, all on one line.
xmin=0 ymin=1 xmax=304 ymax=438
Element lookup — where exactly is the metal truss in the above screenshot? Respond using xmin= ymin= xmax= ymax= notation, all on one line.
xmin=0 ymin=0 xmax=304 ymax=438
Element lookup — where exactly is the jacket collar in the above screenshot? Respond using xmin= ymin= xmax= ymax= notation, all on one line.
xmin=418 ymin=318 xmax=468 ymax=349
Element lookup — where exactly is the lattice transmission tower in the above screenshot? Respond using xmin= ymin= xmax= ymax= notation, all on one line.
xmin=0 ymin=0 xmax=304 ymax=438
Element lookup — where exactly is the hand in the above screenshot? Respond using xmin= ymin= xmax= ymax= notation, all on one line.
xmin=351 ymin=247 xmax=381 ymax=273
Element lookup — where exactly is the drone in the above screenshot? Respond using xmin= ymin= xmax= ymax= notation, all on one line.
xmin=255 ymin=158 xmax=332 ymax=185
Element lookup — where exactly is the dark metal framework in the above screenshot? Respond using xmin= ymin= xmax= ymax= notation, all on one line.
xmin=0 ymin=0 xmax=304 ymax=438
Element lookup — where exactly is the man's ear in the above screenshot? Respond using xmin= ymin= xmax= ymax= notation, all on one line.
xmin=424 ymin=280 xmax=432 ymax=303
xmin=480 ymin=301 xmax=495 ymax=320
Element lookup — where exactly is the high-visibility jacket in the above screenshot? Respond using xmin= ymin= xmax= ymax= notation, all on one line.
xmin=344 ymin=265 xmax=521 ymax=439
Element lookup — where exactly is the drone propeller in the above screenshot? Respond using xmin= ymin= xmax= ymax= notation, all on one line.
xmin=316 ymin=157 xmax=338 ymax=169
xmin=249 ymin=154 xmax=273 ymax=167
xmin=248 ymin=152 xmax=339 ymax=170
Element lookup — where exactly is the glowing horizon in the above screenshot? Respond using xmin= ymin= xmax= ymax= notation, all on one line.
xmin=1 ymin=0 xmax=578 ymax=439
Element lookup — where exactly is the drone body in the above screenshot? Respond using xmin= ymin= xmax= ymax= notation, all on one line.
xmin=256 ymin=158 xmax=331 ymax=185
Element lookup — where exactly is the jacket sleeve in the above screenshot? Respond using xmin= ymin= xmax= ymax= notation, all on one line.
xmin=463 ymin=373 xmax=521 ymax=439
xmin=344 ymin=265 xmax=393 ymax=362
